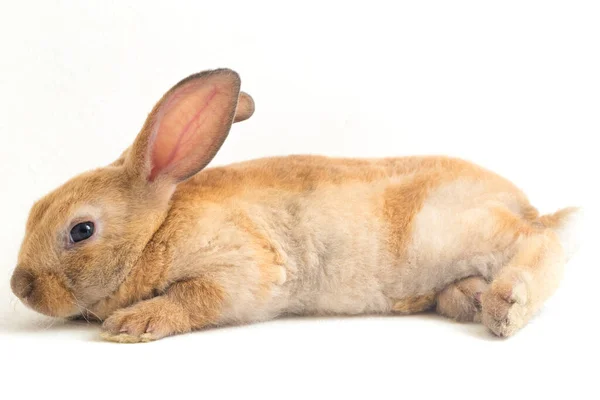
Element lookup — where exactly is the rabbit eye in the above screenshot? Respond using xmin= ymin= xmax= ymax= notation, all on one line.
xmin=70 ymin=221 xmax=95 ymax=243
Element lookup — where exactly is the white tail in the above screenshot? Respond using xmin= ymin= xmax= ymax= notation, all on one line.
xmin=538 ymin=207 xmax=585 ymax=261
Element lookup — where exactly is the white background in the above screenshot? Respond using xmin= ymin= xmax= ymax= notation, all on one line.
xmin=0 ymin=1 xmax=598 ymax=399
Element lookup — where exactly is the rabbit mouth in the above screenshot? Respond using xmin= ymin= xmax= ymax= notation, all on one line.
xmin=11 ymin=267 xmax=81 ymax=318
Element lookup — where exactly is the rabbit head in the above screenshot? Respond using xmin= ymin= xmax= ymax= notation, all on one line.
xmin=10 ymin=69 xmax=254 ymax=318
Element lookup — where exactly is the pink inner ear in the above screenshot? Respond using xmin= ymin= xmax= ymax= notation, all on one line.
xmin=148 ymin=77 xmax=236 ymax=182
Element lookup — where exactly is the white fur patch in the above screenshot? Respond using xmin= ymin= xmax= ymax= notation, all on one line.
xmin=555 ymin=208 xmax=585 ymax=261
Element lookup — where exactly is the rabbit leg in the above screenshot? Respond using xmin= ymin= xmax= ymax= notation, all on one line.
xmin=481 ymin=230 xmax=564 ymax=337
xmin=436 ymin=276 xmax=488 ymax=322
xmin=101 ymin=279 xmax=223 ymax=343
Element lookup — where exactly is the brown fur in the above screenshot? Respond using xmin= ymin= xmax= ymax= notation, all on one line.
xmin=392 ymin=293 xmax=436 ymax=314
xmin=382 ymin=174 xmax=440 ymax=258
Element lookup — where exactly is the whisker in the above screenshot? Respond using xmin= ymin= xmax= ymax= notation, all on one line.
xmin=83 ymin=306 xmax=102 ymax=322
xmin=41 ymin=316 xmax=57 ymax=330
xmin=67 ymin=298 xmax=89 ymax=323
xmin=10 ymin=297 xmax=19 ymax=312
xmin=68 ymin=293 xmax=102 ymax=323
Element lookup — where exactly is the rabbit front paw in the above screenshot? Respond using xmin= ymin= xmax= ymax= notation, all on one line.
xmin=101 ymin=297 xmax=191 ymax=343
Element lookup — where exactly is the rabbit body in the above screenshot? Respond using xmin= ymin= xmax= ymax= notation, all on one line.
xmin=10 ymin=69 xmax=580 ymax=343
xmin=96 ymin=154 xmax=571 ymax=342
xmin=157 ymin=155 xmax=523 ymax=319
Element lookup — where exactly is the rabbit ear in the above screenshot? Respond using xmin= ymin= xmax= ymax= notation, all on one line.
xmin=114 ymin=91 xmax=252 ymax=169
xmin=126 ymin=69 xmax=242 ymax=183
xmin=234 ymin=92 xmax=255 ymax=123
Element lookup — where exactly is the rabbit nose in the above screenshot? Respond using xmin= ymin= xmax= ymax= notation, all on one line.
xmin=11 ymin=267 xmax=36 ymax=300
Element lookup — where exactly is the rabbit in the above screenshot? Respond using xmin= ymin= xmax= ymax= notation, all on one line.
xmin=10 ymin=68 xmax=583 ymax=343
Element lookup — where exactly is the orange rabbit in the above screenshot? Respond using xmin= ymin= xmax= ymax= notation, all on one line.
xmin=10 ymin=69 xmax=582 ymax=343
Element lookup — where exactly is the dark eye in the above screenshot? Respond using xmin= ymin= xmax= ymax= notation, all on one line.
xmin=70 ymin=222 xmax=95 ymax=243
